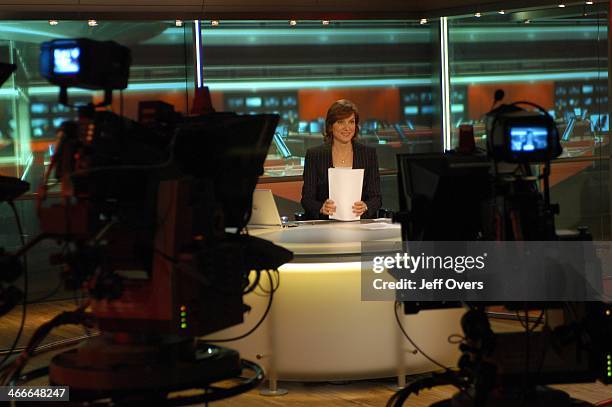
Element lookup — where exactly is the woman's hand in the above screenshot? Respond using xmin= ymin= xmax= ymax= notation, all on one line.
xmin=352 ymin=201 xmax=368 ymax=217
xmin=320 ymin=199 xmax=336 ymax=216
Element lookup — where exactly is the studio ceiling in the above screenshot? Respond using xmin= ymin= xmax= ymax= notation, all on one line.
xmin=0 ymin=0 xmax=598 ymax=20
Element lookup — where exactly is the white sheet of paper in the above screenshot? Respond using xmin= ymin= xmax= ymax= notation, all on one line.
xmin=328 ymin=168 xmax=364 ymax=221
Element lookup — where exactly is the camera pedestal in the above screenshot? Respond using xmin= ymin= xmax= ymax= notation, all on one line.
xmin=48 ymin=335 xmax=252 ymax=403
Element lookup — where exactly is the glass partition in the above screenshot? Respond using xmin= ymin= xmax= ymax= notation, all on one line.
xmin=0 ymin=20 xmax=194 ymax=184
xmin=0 ymin=21 xmax=195 ymax=301
xmin=447 ymin=5 xmax=609 ymax=239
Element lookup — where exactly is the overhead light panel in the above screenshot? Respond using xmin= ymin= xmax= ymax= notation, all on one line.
xmin=498 ymin=10 xmax=505 ymax=15
xmin=322 ymin=20 xmax=330 ymax=25
xmin=211 ymin=20 xmax=219 ymax=26
xmin=585 ymin=1 xmax=594 ymax=4
xmin=289 ymin=20 xmax=297 ymax=26
xmin=48 ymin=20 xmax=58 ymax=26
xmin=474 ymin=12 xmax=482 ymax=18
xmin=558 ymin=3 xmax=566 ymax=7
xmin=175 ymin=19 xmax=183 ymax=27
xmin=420 ymin=18 xmax=428 ymax=25
xmin=88 ymin=19 xmax=98 ymax=27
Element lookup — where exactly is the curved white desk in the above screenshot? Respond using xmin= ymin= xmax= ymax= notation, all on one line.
xmin=206 ymin=220 xmax=463 ymax=381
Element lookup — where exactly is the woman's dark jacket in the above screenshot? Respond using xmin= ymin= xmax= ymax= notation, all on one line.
xmin=301 ymin=141 xmax=382 ymax=220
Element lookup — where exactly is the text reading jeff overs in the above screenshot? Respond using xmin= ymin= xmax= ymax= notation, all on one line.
xmin=371 ymin=252 xmax=487 ymax=291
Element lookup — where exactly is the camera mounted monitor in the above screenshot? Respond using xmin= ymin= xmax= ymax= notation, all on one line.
xmin=40 ymin=38 xmax=131 ymax=106
xmin=486 ymin=104 xmax=562 ymax=163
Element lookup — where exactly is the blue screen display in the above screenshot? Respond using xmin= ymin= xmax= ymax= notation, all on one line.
xmin=510 ymin=127 xmax=549 ymax=152
xmin=309 ymin=121 xmax=321 ymax=133
xmin=53 ymin=117 xmax=69 ymax=128
xmin=31 ymin=103 xmax=48 ymax=114
xmin=245 ymin=97 xmax=262 ymax=108
xmin=53 ymin=47 xmax=80 ymax=74
xmin=590 ymin=114 xmax=609 ymax=132
xmin=404 ymin=106 xmax=418 ymax=115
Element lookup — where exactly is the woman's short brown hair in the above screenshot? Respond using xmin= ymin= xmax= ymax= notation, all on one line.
xmin=323 ymin=99 xmax=360 ymax=143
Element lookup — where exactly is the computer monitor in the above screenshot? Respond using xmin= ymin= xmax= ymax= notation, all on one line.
xmin=590 ymin=113 xmax=609 ymax=132
xmin=396 ymin=153 xmax=491 ymax=241
xmin=248 ymin=189 xmax=282 ymax=226
xmin=174 ymin=113 xmax=279 ymax=230
xmin=309 ymin=121 xmax=321 ymax=133
xmin=245 ymin=97 xmax=262 ymax=108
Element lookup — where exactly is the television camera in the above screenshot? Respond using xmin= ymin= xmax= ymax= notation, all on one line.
xmin=0 ymin=38 xmax=293 ymax=404
xmin=391 ymin=92 xmax=611 ymax=406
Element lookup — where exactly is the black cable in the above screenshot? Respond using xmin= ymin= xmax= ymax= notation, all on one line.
xmin=16 ymin=359 xmax=264 ymax=406
xmin=387 ymin=370 xmax=462 ymax=407
xmin=515 ymin=310 xmax=529 ymax=330
xmin=242 ymin=269 xmax=261 ymax=295
xmin=205 ymin=269 xmax=276 ymax=343
xmin=393 ymin=302 xmax=449 ymax=371
xmin=513 ymin=308 xmax=545 ymax=335
xmin=0 ymin=201 xmax=28 ymax=371
xmin=523 ymin=307 xmax=530 ymax=406
xmin=153 ymin=247 xmax=179 ymax=264
xmin=22 ymin=243 xmax=66 ymax=306
xmin=3 ymin=302 xmax=91 ymax=385
xmin=528 ymin=310 xmax=545 ymax=332
xmin=534 ymin=310 xmax=552 ymax=380
xmin=257 ymin=269 xmax=279 ymax=294
xmin=0 ymin=330 xmax=98 ymax=355
xmin=163 ymin=359 xmax=265 ymax=406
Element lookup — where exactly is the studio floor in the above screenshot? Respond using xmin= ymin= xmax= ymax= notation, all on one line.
xmin=1 ymin=300 xmax=611 ymax=406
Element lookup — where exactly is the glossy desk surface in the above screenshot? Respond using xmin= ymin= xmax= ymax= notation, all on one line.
xmin=248 ymin=219 xmax=401 ymax=257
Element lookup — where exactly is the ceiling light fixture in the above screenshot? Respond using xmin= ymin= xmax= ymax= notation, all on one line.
xmin=49 ymin=20 xmax=58 ymax=26
xmin=322 ymin=20 xmax=330 ymax=25
xmin=475 ymin=12 xmax=482 ymax=18
xmin=585 ymin=0 xmax=594 ymax=4
xmin=289 ymin=20 xmax=297 ymax=26
xmin=175 ymin=19 xmax=183 ymax=27
xmin=211 ymin=20 xmax=219 ymax=26
xmin=88 ymin=19 xmax=98 ymax=27
xmin=558 ymin=3 xmax=566 ymax=7
xmin=498 ymin=10 xmax=505 ymax=15
xmin=420 ymin=18 xmax=428 ymax=24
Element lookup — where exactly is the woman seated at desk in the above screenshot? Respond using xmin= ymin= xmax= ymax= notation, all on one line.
xmin=301 ymin=99 xmax=382 ymax=220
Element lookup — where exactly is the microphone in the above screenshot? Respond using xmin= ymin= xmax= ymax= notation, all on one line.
xmin=491 ymin=89 xmax=505 ymax=109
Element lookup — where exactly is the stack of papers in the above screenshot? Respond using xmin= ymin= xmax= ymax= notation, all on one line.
xmin=328 ymin=168 xmax=364 ymax=221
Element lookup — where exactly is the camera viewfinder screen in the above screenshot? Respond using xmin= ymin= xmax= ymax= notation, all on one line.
xmin=510 ymin=127 xmax=549 ymax=152
xmin=53 ymin=47 xmax=81 ymax=74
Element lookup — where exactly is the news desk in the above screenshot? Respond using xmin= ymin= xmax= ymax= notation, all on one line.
xmin=205 ymin=220 xmax=463 ymax=381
